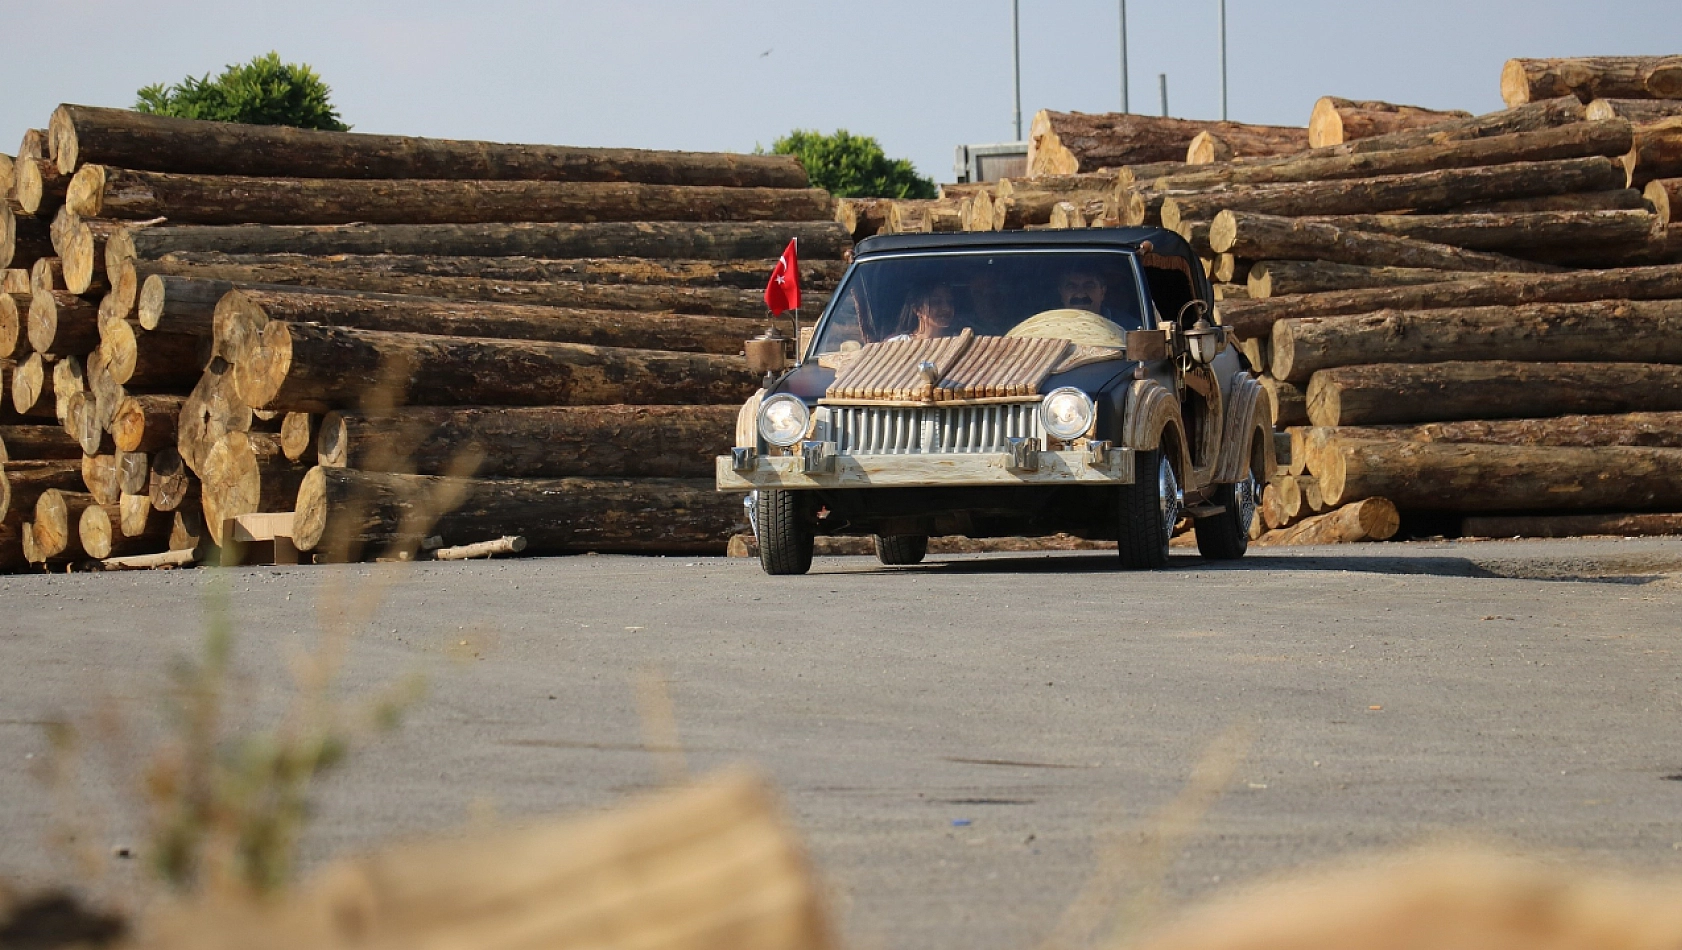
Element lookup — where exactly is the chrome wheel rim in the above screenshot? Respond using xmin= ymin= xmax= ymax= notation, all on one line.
xmin=1158 ymin=455 xmax=1182 ymax=540
xmin=1235 ymin=472 xmax=1259 ymax=535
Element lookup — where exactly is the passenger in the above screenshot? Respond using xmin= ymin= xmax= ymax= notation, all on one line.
xmin=891 ymin=284 xmax=960 ymax=340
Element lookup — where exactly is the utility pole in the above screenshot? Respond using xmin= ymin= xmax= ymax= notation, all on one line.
xmin=1159 ymin=73 xmax=1169 ymax=117
xmin=1012 ymin=0 xmax=1023 ymax=140
xmin=1219 ymin=0 xmax=1229 ymax=120
xmin=1119 ymin=0 xmax=1129 ymax=113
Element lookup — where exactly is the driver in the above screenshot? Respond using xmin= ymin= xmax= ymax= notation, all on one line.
xmin=1058 ymin=265 xmax=1143 ymax=331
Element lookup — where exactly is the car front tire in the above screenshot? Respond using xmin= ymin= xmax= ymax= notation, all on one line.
xmin=1117 ymin=447 xmax=1179 ymax=570
xmin=755 ymin=489 xmax=814 ymax=576
xmin=873 ymin=534 xmax=928 ymax=565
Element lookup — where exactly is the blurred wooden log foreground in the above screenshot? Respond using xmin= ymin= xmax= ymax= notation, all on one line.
xmin=135 ymin=769 xmax=835 ymax=950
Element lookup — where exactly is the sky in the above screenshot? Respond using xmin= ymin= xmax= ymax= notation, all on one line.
xmin=5 ymin=1 xmax=1679 ymax=184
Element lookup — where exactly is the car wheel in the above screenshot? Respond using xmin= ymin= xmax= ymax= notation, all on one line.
xmin=755 ymin=489 xmax=814 ymax=576
xmin=1193 ymin=468 xmax=1258 ymax=561
xmin=873 ymin=534 xmax=928 ymax=565
xmin=1117 ymin=447 xmax=1180 ymax=570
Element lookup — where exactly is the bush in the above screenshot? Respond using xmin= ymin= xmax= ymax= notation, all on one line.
xmin=136 ymin=52 xmax=349 ymax=131
xmin=770 ymin=129 xmax=936 ymax=199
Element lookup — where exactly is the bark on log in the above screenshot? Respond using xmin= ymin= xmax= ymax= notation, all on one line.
xmin=0 ymin=423 xmax=80 ymax=460
xmin=1586 ymin=99 xmax=1682 ymax=123
xmin=33 ymin=488 xmax=94 ymax=558
xmin=195 ymin=284 xmax=766 ymax=356
xmin=292 ymin=468 xmax=744 ymax=558
xmin=1647 ymin=179 xmax=1682 ymax=225
xmin=1307 ymin=361 xmax=1682 ymax=427
xmin=49 ymin=104 xmax=808 ymax=187
xmin=2 ymin=205 xmax=55 ymax=271
xmin=232 ymin=322 xmax=757 ymax=414
xmin=200 ymin=431 xmax=307 ymax=546
xmin=65 ymin=165 xmax=833 ymax=226
xmin=1502 ymin=57 xmax=1682 ymax=107
xmin=318 ymin=404 xmax=737 ymax=478
xmin=1462 ymin=512 xmax=1682 ymax=539
xmin=1208 ymin=212 xmax=1558 ymax=273
xmin=148 ymin=447 xmax=195 ymax=512
xmin=1307 ymin=98 xmax=1473 ymax=148
xmin=1027 ymin=110 xmax=1307 ymax=175
xmin=1293 ymin=209 xmax=1656 ymax=251
xmin=145 ymin=250 xmax=846 ymax=290
xmin=1162 ymin=156 xmax=1626 ymax=227
xmin=2 ymin=460 xmax=83 ymax=520
xmin=79 ymin=501 xmax=169 ymax=558
xmin=1321 ymin=439 xmax=1682 ymax=511
xmin=1302 ymin=412 xmax=1682 ymax=454
xmin=1219 ymin=264 xmax=1682 ymax=339
xmin=1259 ymin=375 xmax=1307 ymax=427
xmin=110 ymin=219 xmax=853 ymax=263
xmin=1624 ymin=117 xmax=1682 ymax=187
xmin=1448 ymin=188 xmax=1649 ymax=215
xmin=1272 ymin=299 xmax=1682 ymax=383
xmin=110 ymin=393 xmax=183 ymax=454
xmin=1185 ymin=126 xmax=1310 ymax=164
xmin=1261 ymin=498 xmax=1400 ymax=545
xmin=1247 ymin=261 xmax=1481 ymax=298
xmin=27 ymin=288 xmax=100 ymax=356
xmin=15 ymin=157 xmax=67 ymax=217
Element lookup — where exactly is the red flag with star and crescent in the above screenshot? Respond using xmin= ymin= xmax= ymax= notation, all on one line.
xmin=764 ymin=238 xmax=800 ymax=314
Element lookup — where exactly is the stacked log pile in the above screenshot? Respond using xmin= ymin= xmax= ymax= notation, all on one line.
xmin=0 ymin=104 xmax=848 ymax=569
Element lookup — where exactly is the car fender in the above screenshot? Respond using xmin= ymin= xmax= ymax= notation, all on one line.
xmin=735 ymin=388 xmax=766 ymax=449
xmin=1213 ymin=371 xmax=1275 ymax=483
xmin=1121 ymin=378 xmax=1192 ymax=477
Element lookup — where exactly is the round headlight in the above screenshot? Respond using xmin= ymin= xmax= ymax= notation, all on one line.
xmin=757 ymin=394 xmax=811 ymax=447
xmin=1040 ymin=387 xmax=1095 ymax=441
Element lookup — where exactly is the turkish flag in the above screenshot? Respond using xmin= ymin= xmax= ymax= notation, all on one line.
xmin=763 ymin=238 xmax=800 ymax=314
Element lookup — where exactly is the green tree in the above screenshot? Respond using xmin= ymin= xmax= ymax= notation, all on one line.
xmin=136 ymin=52 xmax=350 ymax=131
xmin=770 ymin=129 xmax=935 ymax=199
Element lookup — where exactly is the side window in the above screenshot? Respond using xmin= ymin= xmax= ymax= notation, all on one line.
xmin=814 ymin=287 xmax=864 ymax=354
xmin=1141 ymin=253 xmax=1199 ymax=327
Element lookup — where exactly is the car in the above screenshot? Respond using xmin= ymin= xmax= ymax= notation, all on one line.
xmin=716 ymin=227 xmax=1274 ymax=575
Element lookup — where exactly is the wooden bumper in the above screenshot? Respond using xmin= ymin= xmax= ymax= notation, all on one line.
xmin=715 ymin=447 xmax=1136 ymax=490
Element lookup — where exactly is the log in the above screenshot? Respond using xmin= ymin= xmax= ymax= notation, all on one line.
xmin=1162 ymin=156 xmax=1626 ymax=226
xmin=1448 ymin=188 xmax=1649 ymax=215
xmin=65 ymin=165 xmax=833 ymax=226
xmin=1624 ymin=117 xmax=1682 ymax=187
xmin=1261 ymin=475 xmax=1301 ymax=529
xmin=52 ymin=212 xmax=119 ymax=295
xmin=1297 ymin=474 xmax=1326 ymax=514
xmin=14 ymin=157 xmax=67 ymax=217
xmin=49 ymin=104 xmax=808 ymax=187
xmin=200 ymin=431 xmax=307 ymax=546
xmin=835 ymin=198 xmax=890 ymax=240
xmin=1259 ymin=375 xmax=1307 ymax=427
xmin=177 ymin=363 xmax=251 ymax=475
xmin=2 ymin=460 xmax=84 ymax=521
xmin=991 ymin=190 xmax=1108 ymax=230
xmin=49 ymin=356 xmax=83 ymax=422
xmin=148 ymin=448 xmax=195 ymax=512
xmin=110 ymin=393 xmax=182 ymax=454
xmin=62 ymin=393 xmax=105 ymax=456
xmin=144 ymin=250 xmax=846 ymax=291
xmin=1647 ymin=179 xmax=1682 ymax=225
xmin=1501 ymin=57 xmax=1682 ymax=107
xmin=0 ymin=292 xmax=28 ymax=360
xmin=1586 ymin=99 xmax=1682 ymax=123
xmin=27 ymin=288 xmax=100 ymax=356
xmin=232 ymin=322 xmax=757 ymax=413
xmin=33 ymin=488 xmax=95 ymax=558
xmin=10 ymin=353 xmax=55 ymax=417
xmin=1185 ymin=126 xmax=1310 ymax=164
xmin=1306 ymin=362 xmax=1682 ymax=427
xmin=0 ymin=423 xmax=80 ymax=460
xmin=1307 ymin=98 xmax=1473 ymax=148
xmin=82 ymin=453 xmax=120 ymax=505
xmin=1272 ymin=299 xmax=1682 ymax=383
xmin=16 ymin=129 xmax=45 ymax=163
xmin=1218 ymin=264 xmax=1682 ymax=338
xmin=169 ymin=507 xmax=208 ymax=552
xmin=109 ymin=219 xmax=853 ymax=265
xmin=1208 ymin=212 xmax=1558 ymax=274
xmin=432 ymin=535 xmax=527 ymax=560
xmin=1292 ymin=209 xmax=1657 ymax=252
xmin=119 ymin=490 xmax=153 ymax=537
xmin=1 ymin=271 xmax=25 ymax=295
xmin=1321 ymin=439 xmax=1682 ymax=511
xmin=1261 ymin=498 xmax=1400 ymax=545
xmin=2 ymin=205 xmax=55 ymax=271
xmin=317 ymin=404 xmax=737 ymax=478
xmin=103 ymin=548 xmax=197 ymax=570
xmin=280 ymin=412 xmax=315 ymax=462
xmin=1302 ymin=412 xmax=1682 ymax=453
xmin=195 ymin=285 xmax=765 ymax=356
xmin=79 ymin=501 xmax=169 ymax=558
xmin=1462 ymin=512 xmax=1682 ymax=539
xmin=1027 ymin=110 xmax=1307 ymax=175
xmin=117 ymin=450 xmax=148 ymax=496
xmin=291 ymin=468 xmax=744 ymax=558
xmin=1247 ymin=261 xmax=1484 ymax=298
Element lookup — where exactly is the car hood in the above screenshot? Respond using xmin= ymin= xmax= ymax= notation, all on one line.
xmin=774 ymin=335 xmax=1132 ymax=403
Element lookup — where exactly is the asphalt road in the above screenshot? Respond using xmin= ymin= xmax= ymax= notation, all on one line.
xmin=3 ymin=538 xmax=1682 ymax=949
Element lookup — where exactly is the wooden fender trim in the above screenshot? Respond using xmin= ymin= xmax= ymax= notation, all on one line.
xmin=1213 ymin=371 xmax=1275 ymax=483
xmin=1121 ymin=378 xmax=1192 ymax=478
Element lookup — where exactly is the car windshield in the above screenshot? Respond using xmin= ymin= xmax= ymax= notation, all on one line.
xmin=810 ymin=250 xmax=1148 ymax=356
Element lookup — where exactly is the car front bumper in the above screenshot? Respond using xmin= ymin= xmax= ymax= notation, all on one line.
xmin=715 ymin=443 xmax=1135 ymax=491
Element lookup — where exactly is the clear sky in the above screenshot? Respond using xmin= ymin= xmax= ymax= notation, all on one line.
xmin=6 ymin=2 xmax=1678 ymax=184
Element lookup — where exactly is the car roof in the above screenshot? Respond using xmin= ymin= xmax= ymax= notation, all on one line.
xmin=853 ymin=226 xmax=1194 ymax=260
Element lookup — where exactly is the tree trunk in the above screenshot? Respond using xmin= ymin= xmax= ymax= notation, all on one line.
xmin=1448 ymin=188 xmax=1649 ymax=215
xmin=1272 ymin=299 xmax=1682 ymax=382
xmin=2 ymin=206 xmax=56 ymax=273
xmin=1218 ymin=263 xmax=1682 ymax=339
xmin=0 ymin=423 xmax=81 ymax=460
xmin=110 ymin=393 xmax=183 ymax=453
xmin=1030 ymin=111 xmax=1221 ymax=175
xmin=1501 ymin=57 xmax=1682 ymax=106
xmin=1247 ymin=261 xmax=1483 ymax=298
xmin=291 ymin=467 xmax=744 ymax=558
xmin=200 ymin=431 xmax=308 ymax=546
xmin=1293 ymin=209 xmax=1656 ymax=252
xmin=1259 ymin=375 xmax=1307 ymax=426
xmin=49 ymin=104 xmax=808 ymax=187
xmin=998 ymin=173 xmax=1123 ymax=195
xmin=1586 ymin=98 xmax=1682 ymax=123
xmin=1162 ymin=156 xmax=1626 ymax=226
xmin=1208 ymin=211 xmax=1558 ymax=274
xmin=1623 ymin=117 xmax=1682 ymax=187
xmin=148 ymin=447 xmax=196 ymax=512
xmin=231 ymin=321 xmax=757 ymax=414
xmin=1259 ymin=497 xmax=1400 ymax=545
xmin=1321 ymin=438 xmax=1682 ymax=511
xmin=178 ymin=283 xmax=768 ymax=356
xmin=317 ymin=404 xmax=737 ymax=478
xmin=1307 ymin=98 xmax=1473 ymax=148
xmin=1462 ymin=511 xmax=1682 ymax=539
xmin=1307 ymin=361 xmax=1682 ymax=427
xmin=1646 ymin=179 xmax=1682 ymax=225
xmin=1301 ymin=412 xmax=1682 ymax=453
xmin=27 ymin=288 xmax=100 ymax=356
xmin=989 ymin=189 xmax=1110 ymax=229
xmin=1185 ymin=127 xmax=1309 ymax=164
xmin=33 ymin=488 xmax=95 ymax=558
xmin=110 ymin=219 xmax=853 ymax=264
xmin=15 ymin=157 xmax=68 ymax=217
